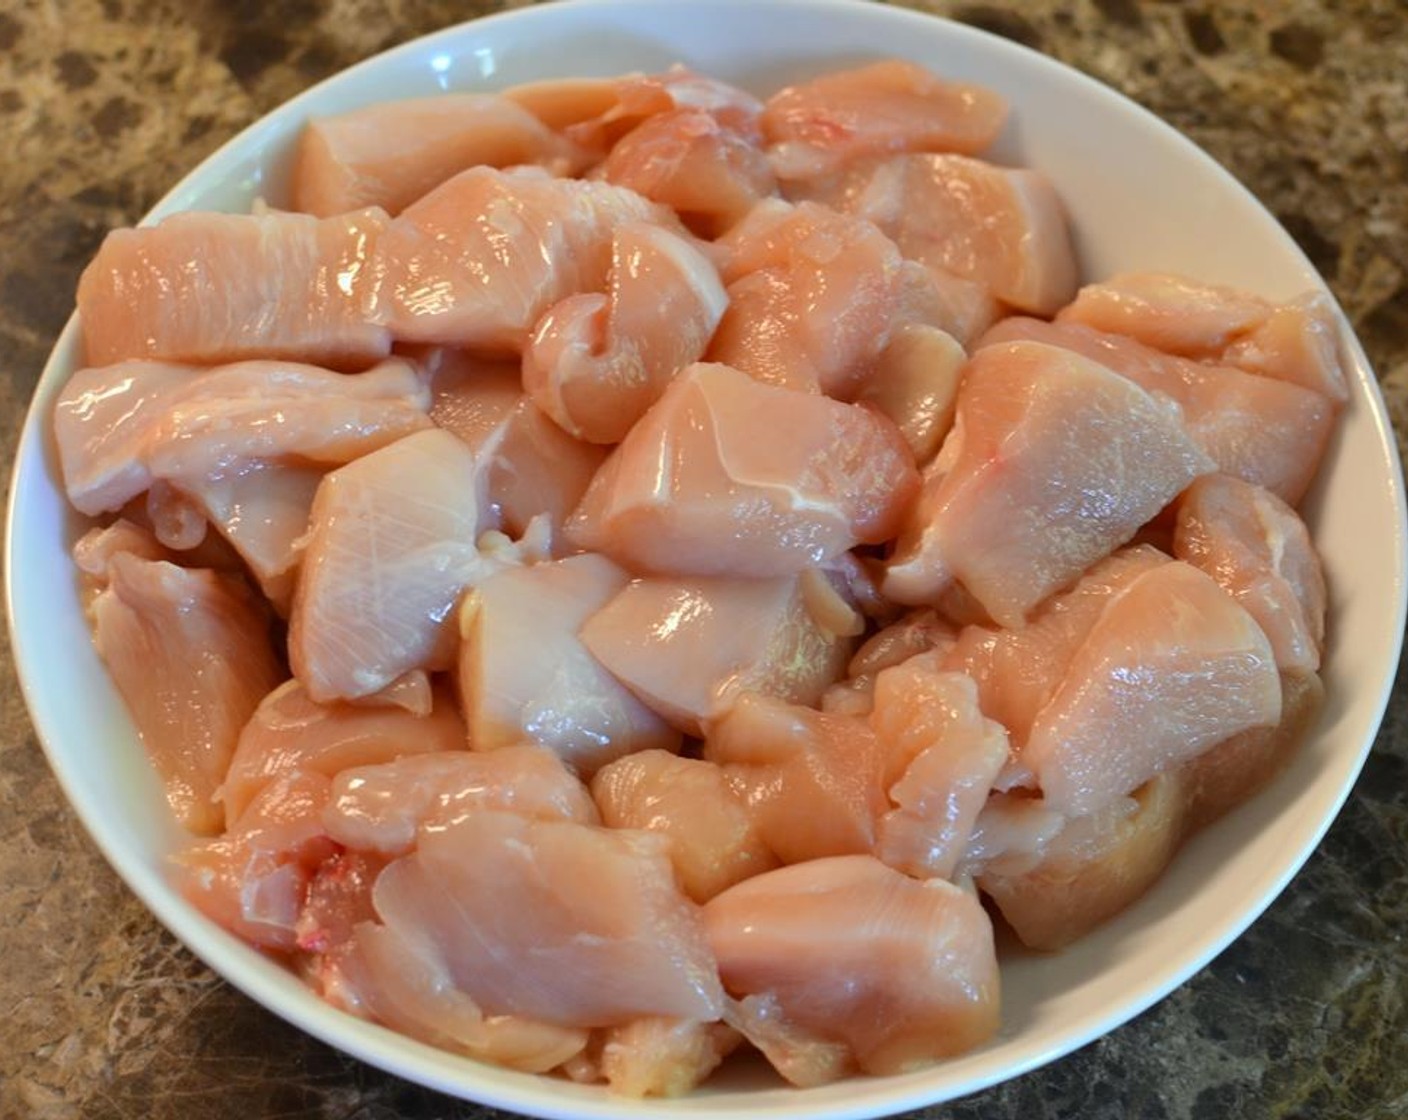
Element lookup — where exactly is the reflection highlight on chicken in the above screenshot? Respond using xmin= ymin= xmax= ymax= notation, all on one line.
xmin=56 ymin=57 xmax=1341 ymax=1096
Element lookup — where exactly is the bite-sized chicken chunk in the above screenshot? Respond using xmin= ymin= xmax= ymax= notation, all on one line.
xmin=848 ymin=607 xmax=958 ymax=682
xmin=292 ymin=93 xmax=587 ymax=217
xmin=173 ymin=769 xmax=336 ymax=951
xmin=524 ymin=222 xmax=727 ymax=443
xmin=1057 ymin=272 xmax=1348 ymax=403
xmin=1024 ymin=561 xmax=1282 ymax=817
xmin=323 ymin=745 xmax=599 ymax=855
xmin=598 ymin=109 xmax=777 ymax=237
xmin=761 ymin=60 xmax=1008 ymax=182
xmin=1173 ymin=473 xmax=1327 ymax=675
xmin=883 ymin=341 xmax=1213 ymax=625
xmin=427 ymin=352 xmax=607 ymax=541
xmin=843 ymin=153 xmax=1078 ymax=315
xmin=870 ymin=657 xmax=1009 ymax=880
xmin=379 ymin=166 xmax=673 ymax=351
xmin=580 ymin=570 xmax=858 ymax=737
xmin=706 ymin=694 xmax=888 ymax=865
xmin=567 ymin=362 xmax=919 ymax=577
xmin=219 ymin=677 xmax=465 ymax=827
xmin=704 ymin=855 xmax=1000 ymax=1080
xmin=291 ymin=429 xmax=507 ymax=702
xmin=53 ymin=357 xmax=430 ymax=518
xmin=977 ymin=773 xmax=1185 ymax=950
xmin=459 ymin=553 xmax=682 ymax=774
xmin=77 ymin=208 xmax=391 ymax=369
xmin=592 ymin=751 xmax=779 ymax=902
xmin=91 ymin=552 xmax=281 ymax=834
xmin=709 ymin=201 xmax=907 ymax=397
xmin=980 ymin=317 xmax=1335 ymax=505
xmin=369 ymin=811 xmax=724 ymax=1027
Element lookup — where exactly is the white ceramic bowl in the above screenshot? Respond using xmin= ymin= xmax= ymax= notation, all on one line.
xmin=8 ymin=1 xmax=1407 ymax=1117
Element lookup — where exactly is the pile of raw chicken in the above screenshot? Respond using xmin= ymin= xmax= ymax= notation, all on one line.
xmin=56 ymin=60 xmax=1343 ymax=1095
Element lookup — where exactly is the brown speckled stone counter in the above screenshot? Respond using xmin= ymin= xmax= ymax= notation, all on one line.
xmin=2 ymin=2 xmax=1405 ymax=1118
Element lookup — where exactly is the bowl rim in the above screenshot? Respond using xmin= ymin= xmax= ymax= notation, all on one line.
xmin=7 ymin=0 xmax=1408 ymax=1117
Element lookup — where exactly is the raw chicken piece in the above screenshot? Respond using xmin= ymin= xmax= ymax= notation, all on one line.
xmin=599 ymin=110 xmax=776 ymax=237
xmin=761 ymin=60 xmax=1008 ymax=182
xmin=428 ymin=352 xmax=608 ymax=540
xmin=379 ymin=166 xmax=671 ymax=351
xmin=459 ymin=554 xmax=681 ymax=774
xmin=857 ymin=323 xmax=965 ymax=463
xmin=502 ymin=77 xmax=622 ymax=132
xmin=336 ymin=919 xmax=590 ymax=1072
xmin=1059 ymin=272 xmax=1270 ymax=358
xmin=942 ymin=545 xmax=1169 ymax=751
xmin=977 ymin=774 xmax=1185 ymax=950
xmin=1024 ymin=561 xmax=1282 ymax=817
xmin=708 ymin=201 xmax=907 ymax=397
xmin=1180 ymin=669 xmax=1323 ymax=832
xmin=290 ymin=429 xmax=502 ymax=702
xmin=842 ymin=153 xmax=1077 ymax=316
xmin=324 ymin=745 xmax=599 ymax=855
xmin=592 ymin=751 xmax=779 ymax=902
xmin=173 ymin=770 xmax=336 ymax=951
xmin=704 ymin=856 xmax=1000 ymax=1078
xmin=219 ymin=677 xmax=465 ymax=826
xmin=54 ymin=357 xmax=431 ymax=517
xmin=870 ymin=658 xmax=1010 ymax=880
xmin=523 ymin=222 xmax=727 ymax=443
xmin=1057 ymin=273 xmax=1348 ymax=403
xmin=557 ymin=66 xmax=765 ymax=152
xmin=369 ymin=811 xmax=724 ymax=1026
xmin=77 ymin=208 xmax=391 ymax=369
xmin=292 ymin=94 xmax=586 ymax=217
xmin=882 ymin=341 xmax=1213 ymax=625
xmin=176 ymin=462 xmax=325 ymax=613
xmin=1174 ymin=474 xmax=1327 ymax=674
xmin=598 ymin=1018 xmax=741 ymax=1098
xmin=979 ymin=317 xmax=1335 ymax=505
xmin=566 ymin=362 xmax=919 ymax=578
xmin=580 ymin=571 xmax=857 ymax=737
xmin=91 ymin=552 xmax=281 ymax=834
xmin=706 ymin=694 xmax=887 ymax=865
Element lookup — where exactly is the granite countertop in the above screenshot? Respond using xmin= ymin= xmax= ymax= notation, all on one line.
xmin=2 ymin=1 xmax=1405 ymax=1117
